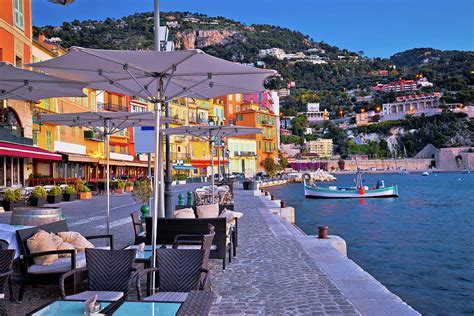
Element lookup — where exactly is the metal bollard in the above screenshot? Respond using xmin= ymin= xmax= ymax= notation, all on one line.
xmin=280 ymin=200 xmax=286 ymax=208
xmin=318 ymin=226 xmax=329 ymax=239
xmin=271 ymin=195 xmax=275 ymax=200
xmin=178 ymin=194 xmax=185 ymax=206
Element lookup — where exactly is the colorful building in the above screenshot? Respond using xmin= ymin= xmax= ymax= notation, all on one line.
xmin=306 ymin=139 xmax=333 ymax=158
xmin=234 ymin=102 xmax=278 ymax=171
xmin=227 ymin=137 xmax=257 ymax=176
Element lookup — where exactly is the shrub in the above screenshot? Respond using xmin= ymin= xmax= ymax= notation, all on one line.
xmin=4 ymin=188 xmax=22 ymax=202
xmin=126 ymin=181 xmax=134 ymax=187
xmin=131 ymin=179 xmax=152 ymax=205
xmin=80 ymin=185 xmax=91 ymax=193
xmin=49 ymin=186 xmax=62 ymax=196
xmin=177 ymin=174 xmax=187 ymax=181
xmin=31 ymin=186 xmax=47 ymax=199
xmin=118 ymin=180 xmax=126 ymax=189
xmin=63 ymin=186 xmax=76 ymax=195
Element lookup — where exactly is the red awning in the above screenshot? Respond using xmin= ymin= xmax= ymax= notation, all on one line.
xmin=191 ymin=159 xmax=229 ymax=168
xmin=0 ymin=141 xmax=62 ymax=161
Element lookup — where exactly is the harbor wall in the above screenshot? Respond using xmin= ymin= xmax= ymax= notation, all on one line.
xmin=327 ymin=158 xmax=432 ymax=172
xmin=254 ymin=188 xmax=420 ymax=315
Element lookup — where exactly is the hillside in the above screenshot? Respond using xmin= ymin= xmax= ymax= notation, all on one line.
xmin=35 ymin=12 xmax=474 ymax=113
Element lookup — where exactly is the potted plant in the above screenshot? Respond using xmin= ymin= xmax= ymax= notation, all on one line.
xmin=79 ymin=185 xmax=92 ymax=200
xmin=125 ymin=181 xmax=134 ymax=192
xmin=2 ymin=188 xmax=23 ymax=212
xmin=131 ymin=179 xmax=152 ymax=219
xmin=117 ymin=180 xmax=126 ymax=194
xmin=29 ymin=186 xmax=47 ymax=207
xmin=47 ymin=186 xmax=63 ymax=204
xmin=177 ymin=173 xmax=187 ymax=185
xmin=62 ymin=186 xmax=77 ymax=202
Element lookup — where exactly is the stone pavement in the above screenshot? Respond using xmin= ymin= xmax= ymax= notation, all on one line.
xmin=209 ymin=189 xmax=359 ymax=315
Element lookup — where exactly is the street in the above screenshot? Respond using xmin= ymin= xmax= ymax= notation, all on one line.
xmin=0 ymin=182 xmax=205 ymax=249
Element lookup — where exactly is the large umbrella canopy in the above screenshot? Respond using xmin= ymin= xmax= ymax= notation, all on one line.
xmin=38 ymin=111 xmax=175 ymax=236
xmin=0 ymin=62 xmax=86 ymax=102
xmin=164 ymin=125 xmax=262 ymax=202
xmin=28 ymin=47 xmax=276 ymax=100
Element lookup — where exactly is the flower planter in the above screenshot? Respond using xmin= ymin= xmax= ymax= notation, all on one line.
xmin=2 ymin=200 xmax=24 ymax=212
xmin=125 ymin=186 xmax=134 ymax=192
xmin=178 ymin=180 xmax=186 ymax=185
xmin=47 ymin=195 xmax=62 ymax=204
xmin=79 ymin=192 xmax=92 ymax=200
xmin=116 ymin=188 xmax=124 ymax=194
xmin=29 ymin=197 xmax=46 ymax=207
xmin=62 ymin=193 xmax=76 ymax=202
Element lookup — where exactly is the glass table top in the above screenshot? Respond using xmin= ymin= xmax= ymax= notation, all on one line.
xmin=127 ymin=245 xmax=163 ymax=260
xmin=31 ymin=300 xmax=110 ymax=316
xmin=112 ymin=301 xmax=181 ymax=316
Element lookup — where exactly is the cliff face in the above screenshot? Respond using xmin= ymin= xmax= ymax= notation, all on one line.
xmin=175 ymin=29 xmax=240 ymax=50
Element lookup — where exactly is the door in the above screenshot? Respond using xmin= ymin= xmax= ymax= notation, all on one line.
xmin=241 ymin=159 xmax=245 ymax=173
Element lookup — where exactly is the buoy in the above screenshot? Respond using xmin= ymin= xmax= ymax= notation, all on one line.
xmin=359 ymin=188 xmax=365 ymax=195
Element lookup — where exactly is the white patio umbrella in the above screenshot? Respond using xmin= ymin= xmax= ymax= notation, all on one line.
xmin=38 ymin=111 xmax=174 ymax=236
xmin=164 ymin=125 xmax=262 ymax=202
xmin=0 ymin=61 xmax=86 ymax=102
xmin=29 ymin=47 xmax=275 ymax=291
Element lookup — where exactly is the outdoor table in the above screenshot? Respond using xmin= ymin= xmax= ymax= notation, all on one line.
xmin=102 ymin=300 xmax=182 ymax=316
xmin=0 ymin=223 xmax=32 ymax=258
xmin=26 ymin=299 xmax=113 ymax=316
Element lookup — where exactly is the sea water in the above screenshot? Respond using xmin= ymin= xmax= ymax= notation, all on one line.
xmin=267 ymin=172 xmax=474 ymax=315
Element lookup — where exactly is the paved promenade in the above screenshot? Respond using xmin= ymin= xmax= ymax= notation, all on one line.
xmin=209 ymin=189 xmax=358 ymax=315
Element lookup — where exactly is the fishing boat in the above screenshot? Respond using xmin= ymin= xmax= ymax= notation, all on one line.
xmin=304 ymin=170 xmax=399 ymax=199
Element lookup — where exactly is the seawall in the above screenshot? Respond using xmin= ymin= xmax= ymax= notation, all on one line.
xmin=254 ymin=188 xmax=420 ymax=315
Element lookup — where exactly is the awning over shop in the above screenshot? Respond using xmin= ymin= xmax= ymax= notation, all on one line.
xmin=98 ymin=159 xmax=148 ymax=168
xmin=63 ymin=154 xmax=99 ymax=163
xmin=191 ymin=159 xmax=229 ymax=168
xmin=0 ymin=141 xmax=62 ymax=161
xmin=172 ymin=165 xmax=197 ymax=171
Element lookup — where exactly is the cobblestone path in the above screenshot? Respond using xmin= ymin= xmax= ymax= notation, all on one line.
xmin=209 ymin=189 xmax=358 ymax=315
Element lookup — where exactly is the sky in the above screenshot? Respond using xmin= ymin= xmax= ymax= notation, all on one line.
xmin=32 ymin=0 xmax=474 ymax=57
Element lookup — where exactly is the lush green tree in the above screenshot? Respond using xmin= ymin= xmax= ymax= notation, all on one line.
xmin=262 ymin=158 xmax=278 ymax=176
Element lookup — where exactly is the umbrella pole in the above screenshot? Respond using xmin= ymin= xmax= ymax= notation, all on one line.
xmin=105 ymin=120 xmax=111 ymax=238
xmin=210 ymin=131 xmax=215 ymax=204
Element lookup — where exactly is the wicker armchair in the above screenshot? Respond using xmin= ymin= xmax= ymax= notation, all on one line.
xmin=136 ymin=249 xmax=208 ymax=302
xmin=173 ymin=224 xmax=215 ymax=270
xmin=0 ymin=250 xmax=15 ymax=302
xmin=131 ymin=211 xmax=146 ymax=245
xmin=60 ymin=248 xmax=137 ymax=302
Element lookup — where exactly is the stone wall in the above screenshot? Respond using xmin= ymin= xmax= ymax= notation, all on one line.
xmin=6 ymin=100 xmax=33 ymax=139
xmin=328 ymin=159 xmax=432 ymax=172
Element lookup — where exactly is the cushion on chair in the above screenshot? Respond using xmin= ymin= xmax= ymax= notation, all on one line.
xmin=28 ymin=252 xmax=86 ymax=274
xmin=27 ymin=230 xmax=59 ymax=266
xmin=218 ymin=209 xmax=234 ymax=223
xmin=50 ymin=233 xmax=75 ymax=258
xmin=65 ymin=290 xmax=123 ymax=302
xmin=196 ymin=203 xmax=219 ymax=218
xmin=144 ymin=292 xmax=189 ymax=302
xmin=173 ymin=208 xmax=196 ymax=219
xmin=57 ymin=231 xmax=94 ymax=252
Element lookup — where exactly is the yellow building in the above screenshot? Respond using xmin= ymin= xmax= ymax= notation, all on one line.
xmin=227 ymin=137 xmax=257 ymax=176
xmin=306 ymin=139 xmax=333 ymax=158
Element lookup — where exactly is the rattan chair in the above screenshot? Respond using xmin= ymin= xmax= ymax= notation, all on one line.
xmin=0 ymin=250 xmax=15 ymax=302
xmin=173 ymin=224 xmax=215 ymax=270
xmin=60 ymin=248 xmax=137 ymax=302
xmin=131 ymin=211 xmax=146 ymax=245
xmin=136 ymin=249 xmax=208 ymax=302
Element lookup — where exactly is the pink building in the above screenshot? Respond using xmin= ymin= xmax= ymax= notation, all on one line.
xmin=243 ymin=91 xmax=273 ymax=109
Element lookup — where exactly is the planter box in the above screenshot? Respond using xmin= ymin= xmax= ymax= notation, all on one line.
xmin=178 ymin=180 xmax=186 ymax=185
xmin=29 ymin=197 xmax=46 ymax=207
xmin=116 ymin=188 xmax=124 ymax=194
xmin=125 ymin=186 xmax=134 ymax=192
xmin=2 ymin=200 xmax=24 ymax=212
xmin=47 ymin=195 xmax=62 ymax=204
xmin=63 ymin=193 xmax=76 ymax=202
xmin=79 ymin=192 xmax=92 ymax=200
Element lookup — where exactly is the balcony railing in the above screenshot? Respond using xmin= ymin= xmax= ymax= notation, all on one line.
xmin=197 ymin=117 xmax=208 ymax=124
xmin=84 ymin=130 xmax=103 ymax=141
xmin=260 ymin=120 xmax=274 ymax=126
xmin=174 ymin=136 xmax=186 ymax=143
xmin=233 ymin=151 xmax=256 ymax=157
xmin=97 ymin=102 xmax=128 ymax=112
xmin=170 ymin=152 xmax=191 ymax=161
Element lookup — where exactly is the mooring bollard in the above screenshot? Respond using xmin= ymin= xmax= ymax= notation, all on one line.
xmin=186 ymin=191 xmax=193 ymax=206
xmin=318 ymin=226 xmax=329 ymax=239
xmin=178 ymin=194 xmax=185 ymax=206
xmin=271 ymin=195 xmax=275 ymax=200
xmin=265 ymin=191 xmax=269 ymax=196
xmin=280 ymin=200 xmax=286 ymax=208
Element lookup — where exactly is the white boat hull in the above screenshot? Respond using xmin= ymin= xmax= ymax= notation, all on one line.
xmin=304 ymin=184 xmax=399 ymax=199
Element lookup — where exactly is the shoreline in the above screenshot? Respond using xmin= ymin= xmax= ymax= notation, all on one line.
xmin=254 ymin=188 xmax=420 ymax=315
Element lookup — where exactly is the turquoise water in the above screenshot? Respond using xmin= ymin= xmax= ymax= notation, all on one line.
xmin=267 ymin=172 xmax=474 ymax=315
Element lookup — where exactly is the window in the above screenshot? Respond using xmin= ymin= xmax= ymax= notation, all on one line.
xmin=236 ymin=94 xmax=241 ymax=102
xmin=83 ymin=95 xmax=88 ymax=108
xmin=15 ymin=56 xmax=22 ymax=68
xmin=46 ymin=130 xmax=53 ymax=151
xmin=44 ymin=99 xmax=50 ymax=110
xmin=236 ymin=106 xmax=240 ymax=112
xmin=32 ymin=130 xmax=38 ymax=145
xmin=91 ymin=93 xmax=96 ymax=110
xmin=258 ymin=141 xmax=261 ymax=150
xmin=229 ymin=95 xmax=233 ymax=101
xmin=13 ymin=0 xmax=24 ymax=30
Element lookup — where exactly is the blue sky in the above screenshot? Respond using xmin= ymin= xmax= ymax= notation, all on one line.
xmin=32 ymin=0 xmax=473 ymax=57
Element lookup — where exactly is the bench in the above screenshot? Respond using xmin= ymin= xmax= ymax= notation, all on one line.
xmin=145 ymin=217 xmax=231 ymax=270
xmin=15 ymin=220 xmax=113 ymax=301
